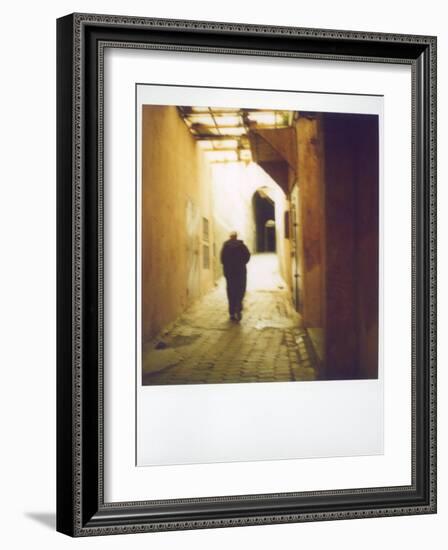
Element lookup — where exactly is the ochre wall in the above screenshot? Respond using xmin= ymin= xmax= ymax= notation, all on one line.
xmin=141 ymin=105 xmax=215 ymax=344
xmin=295 ymin=115 xmax=325 ymax=328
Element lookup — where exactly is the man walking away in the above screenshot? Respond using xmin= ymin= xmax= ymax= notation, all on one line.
xmin=220 ymin=231 xmax=251 ymax=321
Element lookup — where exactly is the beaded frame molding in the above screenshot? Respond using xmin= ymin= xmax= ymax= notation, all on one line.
xmin=56 ymin=13 xmax=437 ymax=537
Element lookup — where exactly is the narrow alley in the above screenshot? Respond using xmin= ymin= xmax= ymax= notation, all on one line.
xmin=141 ymin=104 xmax=380 ymax=383
xmin=142 ymin=253 xmax=318 ymax=385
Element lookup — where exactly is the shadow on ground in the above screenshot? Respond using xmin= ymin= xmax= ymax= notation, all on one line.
xmin=25 ymin=512 xmax=56 ymax=530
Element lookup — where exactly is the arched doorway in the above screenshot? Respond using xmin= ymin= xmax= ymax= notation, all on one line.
xmin=252 ymin=188 xmax=276 ymax=253
xmin=264 ymin=219 xmax=276 ymax=252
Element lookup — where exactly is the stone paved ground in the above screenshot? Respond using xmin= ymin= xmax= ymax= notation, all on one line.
xmin=142 ymin=253 xmax=318 ymax=385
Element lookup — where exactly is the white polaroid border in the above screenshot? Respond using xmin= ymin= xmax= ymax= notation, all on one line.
xmin=136 ymin=84 xmax=383 ymax=467
xmin=104 ymin=48 xmax=411 ymax=502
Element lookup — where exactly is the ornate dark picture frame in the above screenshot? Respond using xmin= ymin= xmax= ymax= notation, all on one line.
xmin=56 ymin=13 xmax=437 ymax=537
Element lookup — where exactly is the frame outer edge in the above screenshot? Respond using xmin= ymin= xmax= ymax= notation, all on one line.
xmin=72 ymin=11 xmax=436 ymax=44
xmin=56 ymin=13 xmax=77 ymax=537
xmin=60 ymin=12 xmax=437 ymax=536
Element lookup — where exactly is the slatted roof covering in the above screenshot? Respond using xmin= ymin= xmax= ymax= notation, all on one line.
xmin=177 ymin=107 xmax=295 ymax=163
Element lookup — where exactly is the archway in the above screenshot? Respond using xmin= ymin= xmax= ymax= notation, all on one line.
xmin=252 ymin=188 xmax=276 ymax=253
xmin=264 ymin=219 xmax=276 ymax=252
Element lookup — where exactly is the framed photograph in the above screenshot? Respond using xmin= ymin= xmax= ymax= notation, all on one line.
xmin=56 ymin=13 xmax=437 ymax=536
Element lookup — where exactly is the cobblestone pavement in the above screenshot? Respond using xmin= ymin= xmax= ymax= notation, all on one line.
xmin=142 ymin=253 xmax=318 ymax=385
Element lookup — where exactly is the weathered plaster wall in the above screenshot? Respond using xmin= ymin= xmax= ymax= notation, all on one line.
xmin=295 ymin=115 xmax=325 ymax=328
xmin=141 ymin=105 xmax=215 ymax=344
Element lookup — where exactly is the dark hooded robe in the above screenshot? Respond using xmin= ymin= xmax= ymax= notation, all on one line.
xmin=220 ymin=238 xmax=251 ymax=316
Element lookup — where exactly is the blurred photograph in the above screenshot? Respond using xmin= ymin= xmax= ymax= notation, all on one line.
xmin=140 ymin=104 xmax=379 ymax=385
